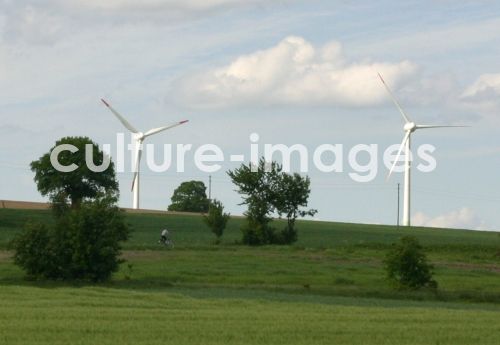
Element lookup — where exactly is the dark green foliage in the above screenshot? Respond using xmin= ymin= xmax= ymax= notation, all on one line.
xmin=274 ymin=173 xmax=317 ymax=244
xmin=203 ymin=199 xmax=230 ymax=243
xmin=11 ymin=222 xmax=53 ymax=278
xmin=168 ymin=180 xmax=209 ymax=212
xmin=228 ymin=158 xmax=315 ymax=245
xmin=12 ymin=196 xmax=129 ymax=282
xmin=240 ymin=219 xmax=276 ymax=245
xmin=30 ymin=136 xmax=119 ymax=208
xmin=15 ymin=137 xmax=128 ymax=281
xmin=228 ymin=159 xmax=280 ymax=245
xmin=385 ymin=236 xmax=437 ymax=290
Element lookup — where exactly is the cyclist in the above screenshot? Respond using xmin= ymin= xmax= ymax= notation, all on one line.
xmin=160 ymin=228 xmax=169 ymax=244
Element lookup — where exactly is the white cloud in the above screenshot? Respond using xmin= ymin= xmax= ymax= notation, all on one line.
xmin=70 ymin=0 xmax=266 ymax=11
xmin=2 ymin=0 xmax=270 ymax=14
xmin=0 ymin=0 xmax=284 ymax=45
xmin=354 ymin=16 xmax=500 ymax=60
xmin=462 ymin=73 xmax=500 ymax=101
xmin=458 ymin=73 xmax=500 ymax=122
xmin=173 ymin=36 xmax=417 ymax=108
xmin=413 ymin=207 xmax=489 ymax=231
xmin=0 ymin=4 xmax=69 ymax=44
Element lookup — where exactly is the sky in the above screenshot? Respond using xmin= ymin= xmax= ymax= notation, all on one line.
xmin=1 ymin=0 xmax=500 ymax=231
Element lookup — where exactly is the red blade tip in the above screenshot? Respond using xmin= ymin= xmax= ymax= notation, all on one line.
xmin=101 ymin=99 xmax=109 ymax=107
xmin=180 ymin=120 xmax=189 ymax=124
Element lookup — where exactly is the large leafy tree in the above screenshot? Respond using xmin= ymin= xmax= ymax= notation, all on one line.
xmin=168 ymin=180 xmax=209 ymax=212
xmin=228 ymin=158 xmax=315 ymax=245
xmin=30 ymin=136 xmax=118 ymax=208
xmin=14 ymin=137 xmax=129 ymax=282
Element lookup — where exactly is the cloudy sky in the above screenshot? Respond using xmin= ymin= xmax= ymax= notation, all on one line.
xmin=1 ymin=0 xmax=500 ymax=230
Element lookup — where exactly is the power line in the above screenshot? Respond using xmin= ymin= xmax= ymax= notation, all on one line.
xmin=1 ymin=163 xmax=498 ymax=203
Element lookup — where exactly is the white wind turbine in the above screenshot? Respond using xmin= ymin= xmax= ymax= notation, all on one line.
xmin=101 ymin=99 xmax=188 ymax=209
xmin=378 ymin=73 xmax=466 ymax=226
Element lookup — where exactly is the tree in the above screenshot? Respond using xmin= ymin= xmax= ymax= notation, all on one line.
xmin=228 ymin=158 xmax=315 ymax=245
xmin=274 ymin=173 xmax=317 ymax=244
xmin=384 ymin=236 xmax=437 ymax=290
xmin=30 ymin=136 xmax=118 ymax=209
xmin=13 ymin=195 xmax=129 ymax=282
xmin=168 ymin=180 xmax=209 ymax=212
xmin=13 ymin=137 xmax=129 ymax=282
xmin=203 ymin=199 xmax=230 ymax=244
xmin=228 ymin=159 xmax=280 ymax=245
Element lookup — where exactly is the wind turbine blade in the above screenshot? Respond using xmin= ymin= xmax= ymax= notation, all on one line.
xmin=143 ymin=120 xmax=189 ymax=138
xmin=387 ymin=131 xmax=411 ymax=179
xmin=131 ymin=147 xmax=142 ymax=191
xmin=416 ymin=124 xmax=470 ymax=129
xmin=377 ymin=73 xmax=412 ymax=123
xmin=101 ymin=99 xmax=139 ymax=133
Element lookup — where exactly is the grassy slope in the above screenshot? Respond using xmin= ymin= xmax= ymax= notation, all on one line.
xmin=1 ymin=208 xmax=499 ymax=250
xmin=0 ymin=208 xmax=499 ymax=344
xmin=0 ymin=209 xmax=499 ymax=297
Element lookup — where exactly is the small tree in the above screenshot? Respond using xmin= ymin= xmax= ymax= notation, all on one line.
xmin=228 ymin=159 xmax=280 ymax=245
xmin=203 ymin=199 xmax=230 ymax=244
xmin=168 ymin=180 xmax=209 ymax=212
xmin=30 ymin=136 xmax=118 ymax=209
xmin=384 ymin=236 xmax=437 ymax=290
xmin=228 ymin=158 xmax=315 ymax=245
xmin=274 ymin=173 xmax=317 ymax=244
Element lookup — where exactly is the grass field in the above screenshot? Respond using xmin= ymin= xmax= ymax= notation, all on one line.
xmin=1 ymin=285 xmax=499 ymax=345
xmin=0 ymin=208 xmax=499 ymax=344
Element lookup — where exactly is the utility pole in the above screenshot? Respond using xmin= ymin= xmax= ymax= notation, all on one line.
xmin=208 ymin=175 xmax=212 ymax=201
xmin=397 ymin=183 xmax=400 ymax=229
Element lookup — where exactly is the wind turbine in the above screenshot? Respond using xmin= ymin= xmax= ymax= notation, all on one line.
xmin=101 ymin=99 xmax=188 ymax=209
xmin=378 ymin=73 xmax=466 ymax=226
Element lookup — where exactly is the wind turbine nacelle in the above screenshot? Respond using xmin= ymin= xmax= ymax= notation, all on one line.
xmin=133 ymin=132 xmax=145 ymax=141
xmin=404 ymin=122 xmax=417 ymax=132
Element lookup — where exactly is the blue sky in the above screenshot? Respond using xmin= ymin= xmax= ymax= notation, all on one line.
xmin=1 ymin=0 xmax=500 ymax=230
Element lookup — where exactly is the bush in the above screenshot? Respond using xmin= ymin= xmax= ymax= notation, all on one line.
xmin=203 ymin=199 xmax=230 ymax=244
xmin=384 ymin=236 xmax=437 ymax=290
xmin=12 ymin=222 xmax=54 ymax=278
xmin=12 ymin=196 xmax=129 ymax=282
xmin=241 ymin=219 xmax=276 ymax=246
xmin=278 ymin=224 xmax=298 ymax=245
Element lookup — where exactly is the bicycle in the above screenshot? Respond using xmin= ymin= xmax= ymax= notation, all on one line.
xmin=158 ymin=236 xmax=174 ymax=249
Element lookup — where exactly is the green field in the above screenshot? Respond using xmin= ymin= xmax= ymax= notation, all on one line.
xmin=0 ymin=208 xmax=499 ymax=344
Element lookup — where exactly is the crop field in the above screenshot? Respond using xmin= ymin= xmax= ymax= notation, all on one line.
xmin=1 ymin=285 xmax=500 ymax=345
xmin=0 ymin=207 xmax=499 ymax=344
